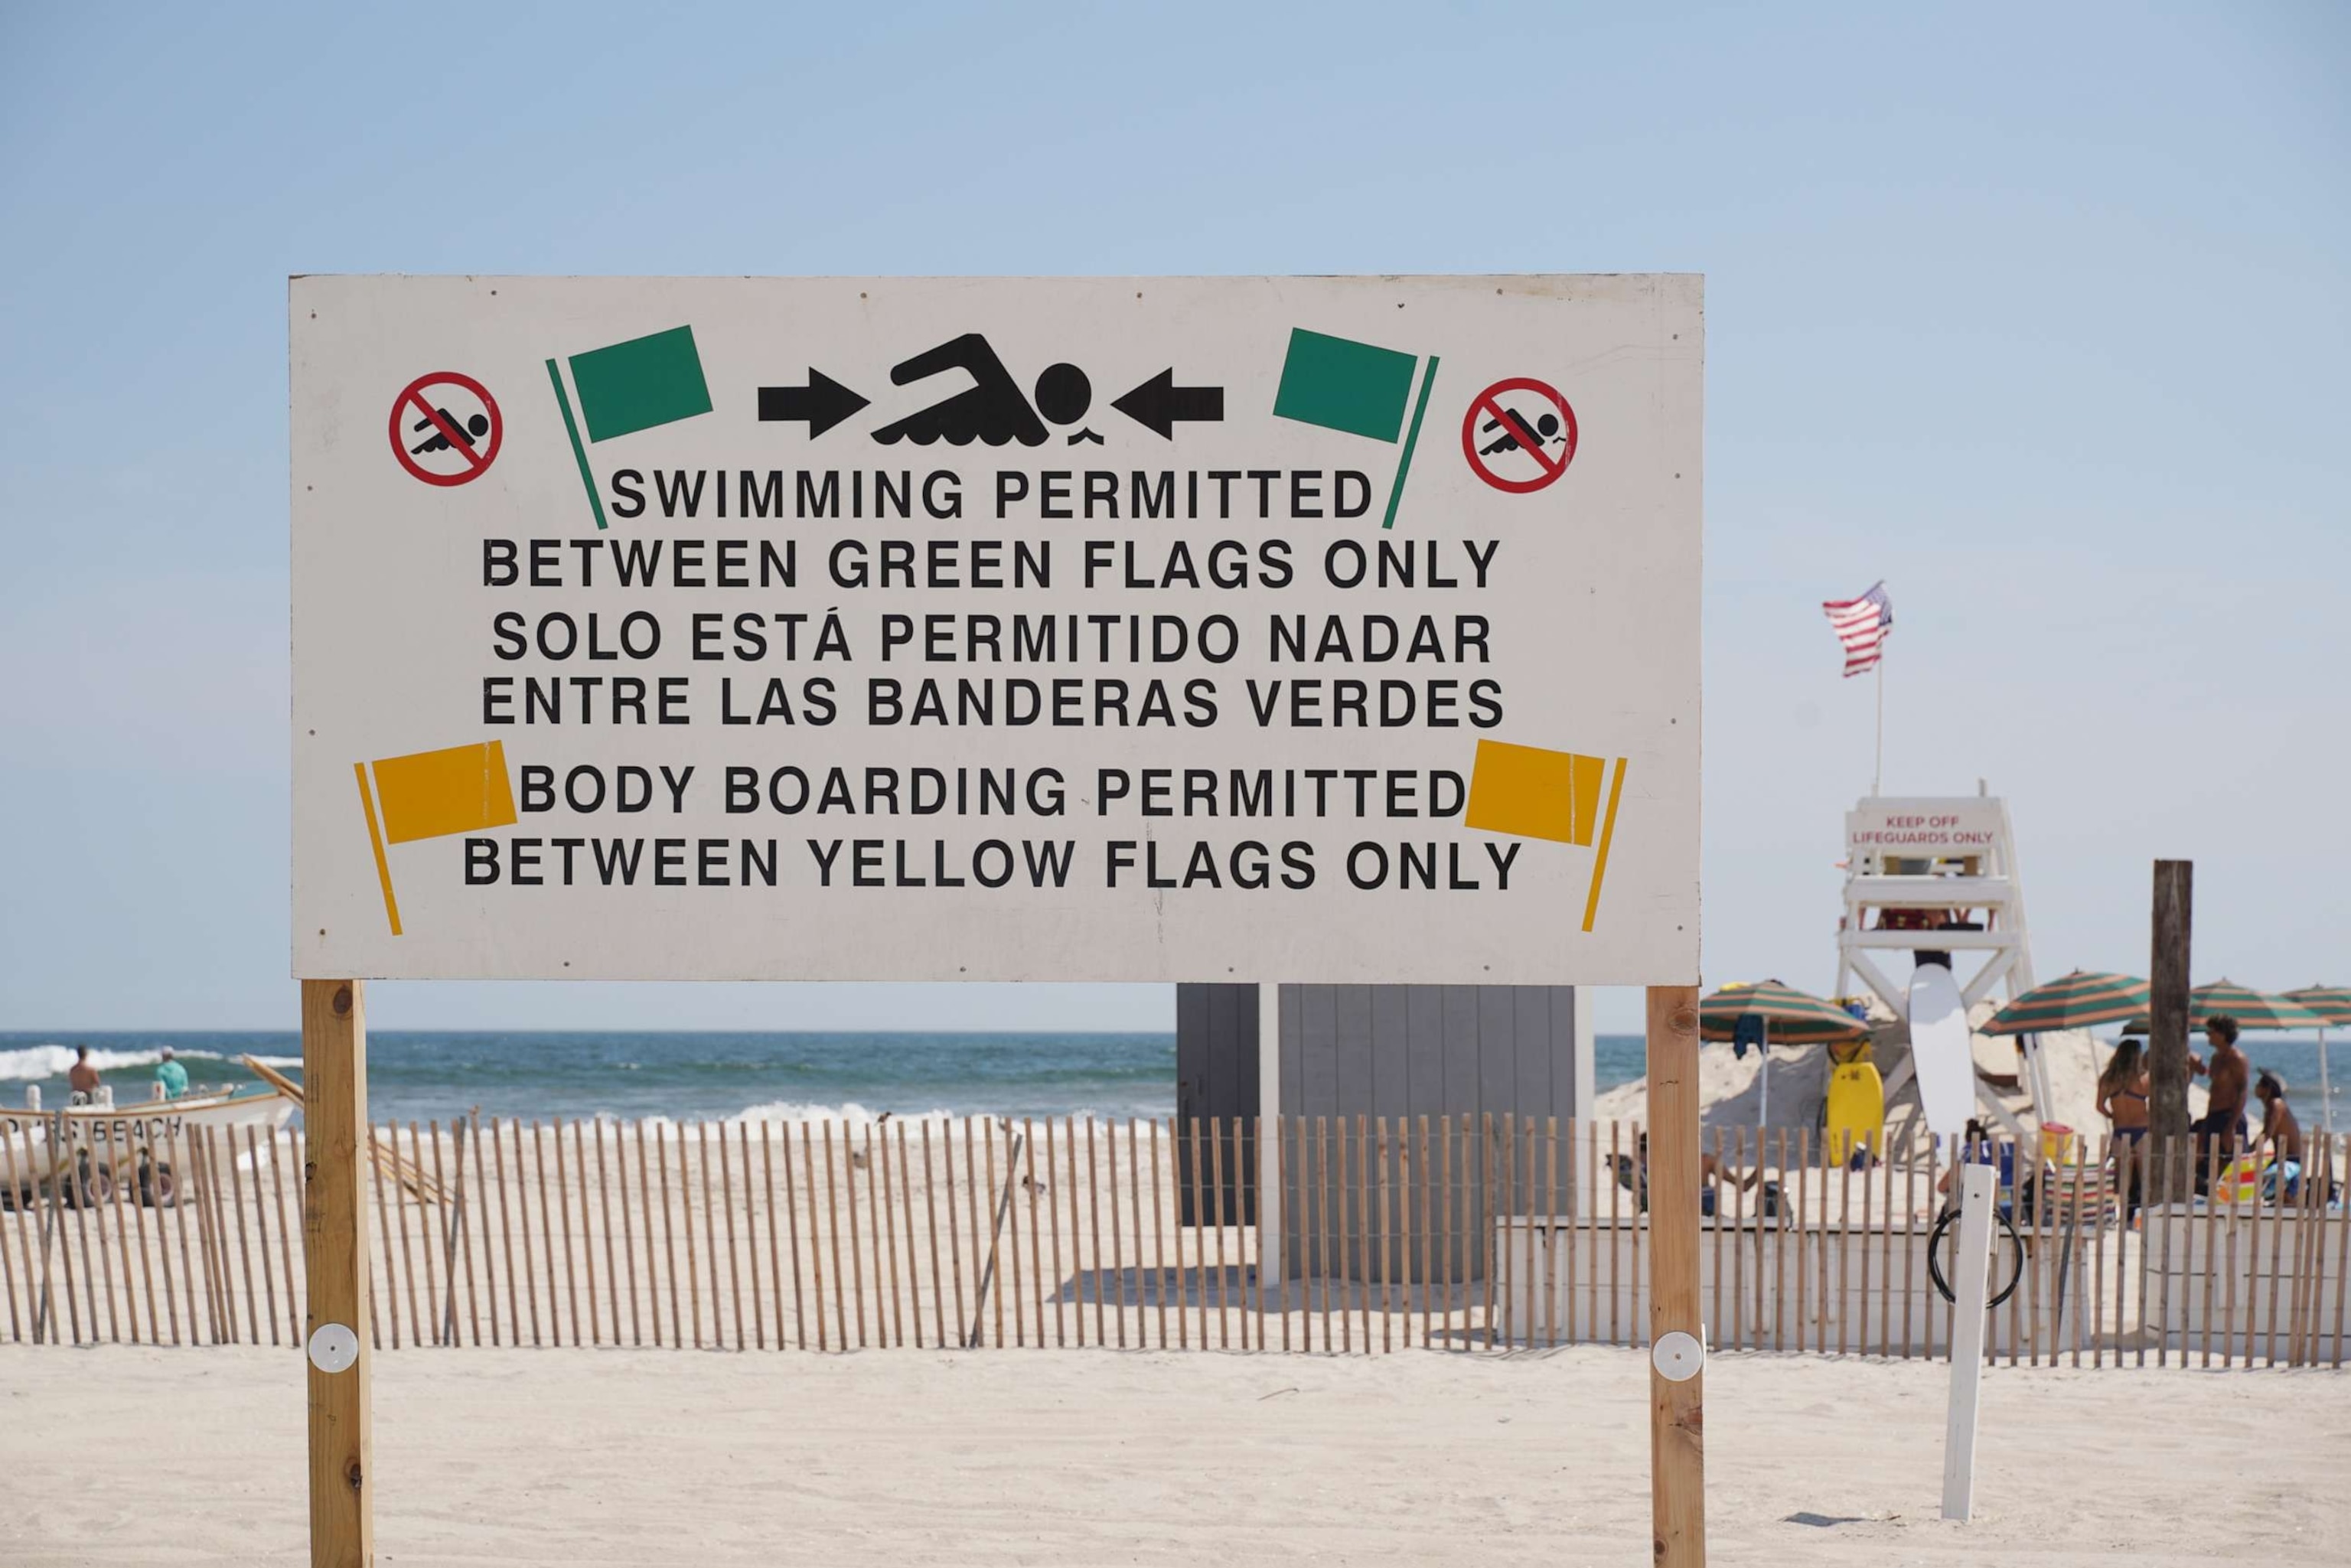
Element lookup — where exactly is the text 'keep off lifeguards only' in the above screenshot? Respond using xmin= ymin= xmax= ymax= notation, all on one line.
xmin=292 ymin=275 xmax=1702 ymax=986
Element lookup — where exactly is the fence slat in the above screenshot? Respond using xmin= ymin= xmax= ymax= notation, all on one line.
xmin=1022 ymin=1119 xmax=1047 ymax=1349
xmin=816 ymin=1122 xmax=842 ymax=1353
xmin=719 ymin=1122 xmax=745 ymax=1351
xmin=403 ymin=1123 xmax=432 ymax=1348
xmin=872 ymin=1123 xmax=897 ymax=1349
xmin=185 ymin=1114 xmax=214 ymax=1354
xmin=760 ymin=1123 xmax=787 ymax=1350
xmin=239 ymin=1124 xmax=274 ymax=1346
xmin=574 ymin=1121 xmax=600 ymax=1348
xmin=698 ymin=1120 xmax=726 ymax=1349
xmin=115 ymin=1120 xmax=148 ymax=1344
xmin=634 ymin=1120 xmax=660 ymax=1348
xmin=954 ymin=1120 xmax=977 ymax=1350
xmin=483 ymin=1119 xmax=510 ymax=1347
xmin=740 ymin=1123 xmax=763 ymax=1351
xmin=977 ymin=1120 xmax=1000 ymax=1349
xmin=889 ymin=1123 xmax=917 ymax=1354
xmin=5 ymin=1126 xmax=34 ymax=1341
xmin=448 ymin=1121 xmax=478 ymax=1348
xmin=129 ymin=1123 xmax=161 ymax=1345
xmin=549 ymin=1114 xmax=582 ymax=1354
xmin=388 ymin=1123 xmax=419 ymax=1348
xmin=2327 ymin=1135 xmax=2346 ymax=1367
xmin=0 ymin=1125 xmax=21 ymax=1342
xmin=583 ymin=1121 xmax=610 ymax=1349
xmin=11 ymin=1123 xmax=43 ymax=1342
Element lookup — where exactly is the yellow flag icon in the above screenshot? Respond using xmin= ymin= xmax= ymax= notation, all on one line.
xmin=354 ymin=741 xmax=517 ymax=935
xmin=1462 ymin=739 xmax=1628 ymax=932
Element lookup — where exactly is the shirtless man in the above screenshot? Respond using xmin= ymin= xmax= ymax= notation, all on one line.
xmin=2190 ymin=1013 xmax=2251 ymax=1173
xmin=67 ymin=1045 xmax=101 ymax=1100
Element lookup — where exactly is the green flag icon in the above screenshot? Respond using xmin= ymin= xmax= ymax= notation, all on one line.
xmin=1276 ymin=328 xmax=1417 ymax=441
xmin=567 ymin=326 xmax=712 ymax=441
xmin=1273 ymin=328 xmax=1440 ymax=530
xmin=547 ymin=325 xmax=713 ymax=530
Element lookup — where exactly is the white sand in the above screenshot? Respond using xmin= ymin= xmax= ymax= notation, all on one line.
xmin=2 ymin=1346 xmax=2340 ymax=1566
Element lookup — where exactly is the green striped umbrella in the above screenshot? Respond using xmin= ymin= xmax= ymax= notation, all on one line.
xmin=1981 ymin=970 xmax=2148 ymax=1035
xmin=2119 ymin=978 xmax=2325 ymax=1035
xmin=2283 ymin=986 xmax=2351 ymax=1026
xmin=1698 ymin=980 xmax=1869 ymax=1043
xmin=2284 ymin=988 xmax=2348 ymax=1135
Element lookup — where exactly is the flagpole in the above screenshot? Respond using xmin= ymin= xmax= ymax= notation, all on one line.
xmin=1873 ymin=654 xmax=1884 ymax=797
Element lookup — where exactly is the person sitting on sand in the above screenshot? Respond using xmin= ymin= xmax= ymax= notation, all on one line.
xmin=2189 ymin=1014 xmax=2251 ymax=1175
xmin=1622 ymin=1132 xmax=1770 ymax=1217
xmin=67 ymin=1045 xmax=101 ymax=1101
xmin=2252 ymin=1071 xmax=2302 ymax=1167
xmin=155 ymin=1046 xmax=188 ymax=1100
xmin=1936 ymin=1119 xmax=2019 ymax=1198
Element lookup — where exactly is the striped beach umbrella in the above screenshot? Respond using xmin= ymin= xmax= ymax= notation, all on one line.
xmin=2284 ymin=987 xmax=2349 ymax=1135
xmin=2283 ymin=986 xmax=2351 ymax=1025
xmin=1980 ymin=970 xmax=2147 ymax=1035
xmin=1700 ymin=980 xmax=1867 ymax=1129
xmin=1698 ymin=980 xmax=1869 ymax=1043
xmin=2119 ymin=979 xmax=2326 ymax=1035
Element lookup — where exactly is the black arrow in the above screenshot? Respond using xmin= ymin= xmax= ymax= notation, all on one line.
xmin=1110 ymin=368 xmax=1224 ymax=439
xmin=757 ymin=369 xmax=870 ymax=438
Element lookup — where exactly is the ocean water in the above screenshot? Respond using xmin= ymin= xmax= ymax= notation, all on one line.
xmin=0 ymin=1031 xmax=1655 ymax=1126
xmin=5 ymin=1031 xmax=2335 ymax=1130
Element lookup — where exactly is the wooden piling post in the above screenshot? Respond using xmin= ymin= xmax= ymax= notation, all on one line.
xmin=301 ymin=978 xmax=373 ymax=1566
xmin=2148 ymin=862 xmax=2194 ymax=1202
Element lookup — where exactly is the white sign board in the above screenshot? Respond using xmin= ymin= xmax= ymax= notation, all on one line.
xmin=292 ymin=275 xmax=1701 ymax=983
xmin=1846 ymin=797 xmax=2004 ymax=861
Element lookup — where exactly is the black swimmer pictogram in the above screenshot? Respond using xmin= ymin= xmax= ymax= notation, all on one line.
xmin=870 ymin=333 xmax=1097 ymax=447
xmin=1478 ymin=406 xmax=1564 ymax=458
xmin=410 ymin=407 xmax=491 ymax=455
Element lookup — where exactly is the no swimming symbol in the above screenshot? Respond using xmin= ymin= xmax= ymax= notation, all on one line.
xmin=390 ymin=371 xmax=504 ymax=487
xmin=1460 ymin=377 xmax=1576 ymax=494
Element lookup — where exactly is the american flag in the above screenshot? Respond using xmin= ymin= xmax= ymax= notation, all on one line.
xmin=1822 ymin=582 xmax=1893 ymax=676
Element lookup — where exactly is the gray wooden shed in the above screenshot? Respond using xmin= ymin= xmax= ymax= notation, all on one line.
xmin=1175 ymin=983 xmax=1594 ymax=1278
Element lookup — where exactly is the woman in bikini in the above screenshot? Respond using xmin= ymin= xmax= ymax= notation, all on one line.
xmin=2098 ymin=1038 xmax=2151 ymax=1214
xmin=2098 ymin=1038 xmax=2151 ymax=1139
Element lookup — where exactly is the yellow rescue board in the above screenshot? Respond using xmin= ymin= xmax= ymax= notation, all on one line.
xmin=1825 ymin=1061 xmax=1885 ymax=1166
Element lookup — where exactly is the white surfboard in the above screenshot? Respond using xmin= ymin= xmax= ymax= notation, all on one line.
xmin=1908 ymin=962 xmax=1975 ymax=1137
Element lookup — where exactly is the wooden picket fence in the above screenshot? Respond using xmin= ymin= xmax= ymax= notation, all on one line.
xmin=2 ymin=1112 xmax=2344 ymax=1367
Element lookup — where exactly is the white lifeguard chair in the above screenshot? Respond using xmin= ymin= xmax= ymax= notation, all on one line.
xmin=1834 ymin=788 xmax=2053 ymax=1137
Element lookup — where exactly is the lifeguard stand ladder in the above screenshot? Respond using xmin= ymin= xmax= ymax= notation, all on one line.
xmin=1834 ymin=789 xmax=2051 ymax=1138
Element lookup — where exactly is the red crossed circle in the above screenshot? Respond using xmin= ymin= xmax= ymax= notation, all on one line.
xmin=389 ymin=371 xmax=503 ymax=487
xmin=1461 ymin=377 xmax=1577 ymax=494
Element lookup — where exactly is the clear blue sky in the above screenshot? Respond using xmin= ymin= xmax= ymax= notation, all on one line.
xmin=2 ymin=2 xmax=2344 ymax=1035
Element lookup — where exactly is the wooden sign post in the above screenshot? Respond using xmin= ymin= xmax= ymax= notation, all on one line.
xmin=302 ymin=978 xmax=373 ymax=1566
xmin=1646 ymin=985 xmax=1706 ymax=1564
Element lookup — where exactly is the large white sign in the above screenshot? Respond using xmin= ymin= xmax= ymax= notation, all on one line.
xmin=292 ymin=275 xmax=1701 ymax=983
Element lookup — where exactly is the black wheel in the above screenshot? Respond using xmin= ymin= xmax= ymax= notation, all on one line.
xmin=1927 ymin=1202 xmax=2026 ymax=1309
xmin=63 ymin=1155 xmax=115 ymax=1209
xmin=141 ymin=1160 xmax=178 ymax=1208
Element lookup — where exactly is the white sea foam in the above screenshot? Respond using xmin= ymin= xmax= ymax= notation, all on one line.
xmin=0 ymin=1045 xmax=298 ymax=1083
xmin=730 ymin=1100 xmax=961 ymax=1127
